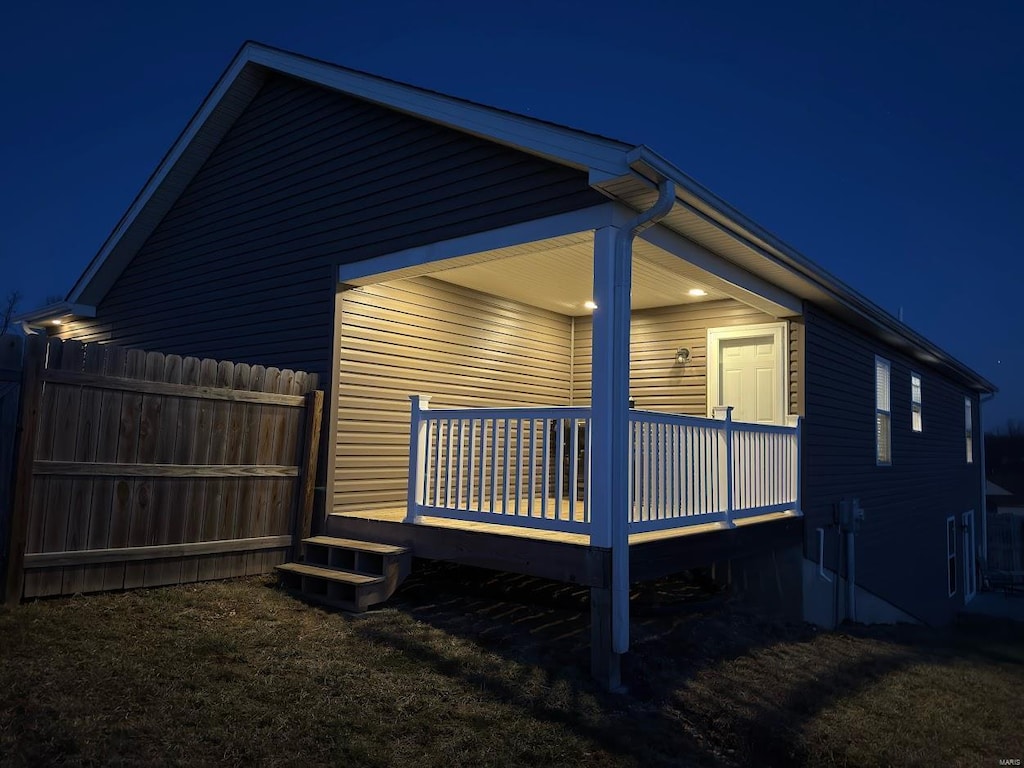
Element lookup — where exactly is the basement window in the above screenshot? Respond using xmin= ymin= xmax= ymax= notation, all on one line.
xmin=911 ymin=373 xmax=922 ymax=432
xmin=875 ymin=356 xmax=891 ymax=465
xmin=965 ymin=397 xmax=974 ymax=464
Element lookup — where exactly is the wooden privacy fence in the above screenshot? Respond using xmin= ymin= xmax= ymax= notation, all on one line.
xmin=2 ymin=335 xmax=323 ymax=602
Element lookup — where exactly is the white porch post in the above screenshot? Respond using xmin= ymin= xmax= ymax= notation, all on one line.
xmin=406 ymin=395 xmax=431 ymax=523
xmin=590 ymin=224 xmax=631 ymax=688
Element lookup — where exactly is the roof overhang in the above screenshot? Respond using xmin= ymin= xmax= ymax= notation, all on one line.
xmin=593 ymin=148 xmax=997 ymax=393
xmin=15 ymin=301 xmax=96 ymax=330
xmin=61 ymin=42 xmax=995 ymax=394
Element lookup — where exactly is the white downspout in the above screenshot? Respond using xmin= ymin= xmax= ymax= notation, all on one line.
xmin=609 ymin=178 xmax=675 ymax=655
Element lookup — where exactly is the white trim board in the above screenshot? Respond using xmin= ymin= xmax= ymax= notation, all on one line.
xmin=706 ymin=322 xmax=789 ymax=424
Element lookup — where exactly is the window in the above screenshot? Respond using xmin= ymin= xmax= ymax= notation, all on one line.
xmin=911 ymin=373 xmax=922 ymax=432
xmin=947 ymin=516 xmax=957 ymax=597
xmin=875 ymin=356 xmax=891 ymax=464
xmin=965 ymin=397 xmax=973 ymax=464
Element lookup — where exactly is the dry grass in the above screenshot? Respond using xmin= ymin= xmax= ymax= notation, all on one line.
xmin=1 ymin=563 xmax=1021 ymax=767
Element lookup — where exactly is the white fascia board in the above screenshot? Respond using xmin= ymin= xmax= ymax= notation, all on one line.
xmin=248 ymin=45 xmax=631 ymax=175
xmin=338 ymin=204 xmax=615 ymax=284
xmin=639 ymin=224 xmax=803 ymax=316
xmin=67 ymin=52 xmax=255 ymax=304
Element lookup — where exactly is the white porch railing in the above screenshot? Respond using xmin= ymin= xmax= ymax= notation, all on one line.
xmin=406 ymin=396 xmax=800 ymax=537
xmin=627 ymin=408 xmax=801 ymax=533
xmin=406 ymin=396 xmax=591 ymax=534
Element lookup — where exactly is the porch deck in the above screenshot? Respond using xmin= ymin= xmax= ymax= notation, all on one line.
xmin=327 ymin=504 xmax=803 ymax=587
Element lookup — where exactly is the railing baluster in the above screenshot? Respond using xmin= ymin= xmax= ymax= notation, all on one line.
xmin=423 ymin=419 xmax=434 ymax=507
xmin=527 ymin=419 xmax=536 ymax=519
xmin=569 ymin=418 xmax=580 ymax=524
xmin=436 ymin=417 xmax=444 ymax=507
xmin=516 ymin=417 xmax=524 ymax=520
xmin=455 ymin=419 xmax=465 ymax=510
xmin=654 ymin=423 xmax=663 ymax=521
xmin=467 ymin=418 xmax=477 ymax=511
xmin=556 ymin=418 xmax=565 ymax=521
xmin=542 ymin=418 xmax=550 ymax=519
xmin=501 ymin=418 xmax=510 ymax=515
xmin=483 ymin=418 xmax=492 ymax=513
xmin=583 ymin=417 xmax=592 ymax=524
xmin=489 ymin=418 xmax=498 ymax=514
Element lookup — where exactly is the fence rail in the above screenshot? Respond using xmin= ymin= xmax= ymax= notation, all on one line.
xmin=1 ymin=335 xmax=322 ymax=603
xmin=406 ymin=396 xmax=801 ymax=538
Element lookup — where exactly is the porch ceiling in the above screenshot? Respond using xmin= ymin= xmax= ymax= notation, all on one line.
xmin=426 ymin=232 xmax=730 ymax=316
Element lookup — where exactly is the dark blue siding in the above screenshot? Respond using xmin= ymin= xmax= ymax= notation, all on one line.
xmin=803 ymin=303 xmax=982 ymax=624
xmin=59 ymin=73 xmax=605 ymax=383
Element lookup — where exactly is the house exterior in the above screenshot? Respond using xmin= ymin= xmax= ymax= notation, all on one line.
xmin=20 ymin=42 xmax=994 ymax=685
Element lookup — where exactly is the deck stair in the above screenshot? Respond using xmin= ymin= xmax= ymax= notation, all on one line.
xmin=276 ymin=535 xmax=411 ymax=612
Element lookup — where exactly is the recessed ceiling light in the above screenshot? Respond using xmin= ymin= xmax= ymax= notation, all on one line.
xmin=51 ymin=319 xmax=62 ymax=326
xmin=583 ymin=300 xmax=598 ymax=310
xmin=687 ymin=289 xmax=707 ymax=297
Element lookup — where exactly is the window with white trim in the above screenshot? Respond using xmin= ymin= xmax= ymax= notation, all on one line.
xmin=875 ymin=356 xmax=891 ymax=464
xmin=947 ymin=516 xmax=957 ymax=597
xmin=911 ymin=373 xmax=922 ymax=432
xmin=965 ymin=397 xmax=973 ymax=464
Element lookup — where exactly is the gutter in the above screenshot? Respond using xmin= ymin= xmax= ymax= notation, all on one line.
xmin=626 ymin=146 xmax=997 ymax=394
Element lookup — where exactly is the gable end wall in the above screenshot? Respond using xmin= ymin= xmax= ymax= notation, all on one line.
xmin=56 ymin=72 xmax=606 ymax=383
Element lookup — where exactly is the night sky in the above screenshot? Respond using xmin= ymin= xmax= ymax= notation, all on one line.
xmin=2 ymin=1 xmax=1020 ymax=427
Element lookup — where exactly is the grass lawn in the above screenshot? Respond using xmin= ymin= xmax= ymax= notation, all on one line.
xmin=1 ymin=563 xmax=1021 ymax=767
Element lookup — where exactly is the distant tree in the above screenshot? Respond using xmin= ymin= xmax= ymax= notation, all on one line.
xmin=1 ymin=290 xmax=22 ymax=335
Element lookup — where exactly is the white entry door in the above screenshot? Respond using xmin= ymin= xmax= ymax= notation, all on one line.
xmin=707 ymin=323 xmax=788 ymax=425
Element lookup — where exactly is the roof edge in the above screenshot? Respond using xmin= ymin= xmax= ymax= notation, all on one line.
xmin=66 ymin=42 xmax=634 ymax=307
xmin=15 ymin=301 xmax=97 ymax=327
xmin=628 ymin=147 xmax=996 ymax=394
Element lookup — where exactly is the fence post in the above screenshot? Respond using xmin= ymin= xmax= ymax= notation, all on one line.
xmin=3 ymin=334 xmax=45 ymax=604
xmin=724 ymin=406 xmax=734 ymax=526
xmin=291 ymin=389 xmax=324 ymax=561
xmin=406 ymin=395 xmax=431 ymax=523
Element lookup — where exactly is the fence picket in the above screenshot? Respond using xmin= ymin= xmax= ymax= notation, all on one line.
xmin=62 ymin=343 xmax=104 ymax=594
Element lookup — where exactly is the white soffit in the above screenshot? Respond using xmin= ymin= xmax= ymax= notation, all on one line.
xmin=400 ymin=233 xmax=739 ymax=316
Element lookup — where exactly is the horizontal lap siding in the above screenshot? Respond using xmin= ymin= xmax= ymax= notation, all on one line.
xmin=572 ymin=300 xmax=800 ymax=415
xmin=58 ymin=72 xmax=605 ymax=386
xmin=335 ymin=277 xmax=573 ymax=511
xmin=803 ymin=303 xmax=981 ymax=625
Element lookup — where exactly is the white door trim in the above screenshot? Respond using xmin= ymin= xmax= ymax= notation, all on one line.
xmin=706 ymin=322 xmax=789 ymax=423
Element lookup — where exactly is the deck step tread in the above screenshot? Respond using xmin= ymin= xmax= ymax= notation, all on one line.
xmin=303 ymin=535 xmax=409 ymax=556
xmin=276 ymin=562 xmax=383 ymax=586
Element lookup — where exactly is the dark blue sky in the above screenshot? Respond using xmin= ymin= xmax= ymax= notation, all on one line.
xmin=2 ymin=1 xmax=1020 ymax=426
